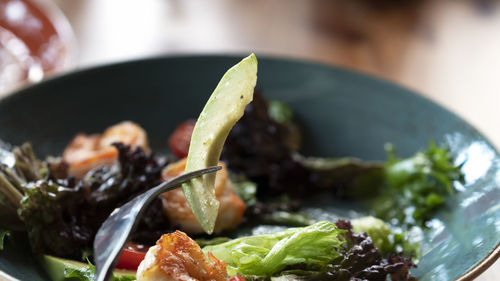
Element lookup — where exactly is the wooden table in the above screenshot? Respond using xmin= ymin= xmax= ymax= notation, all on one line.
xmin=49 ymin=0 xmax=500 ymax=279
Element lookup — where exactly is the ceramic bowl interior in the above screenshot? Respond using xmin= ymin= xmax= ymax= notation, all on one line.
xmin=0 ymin=55 xmax=499 ymax=281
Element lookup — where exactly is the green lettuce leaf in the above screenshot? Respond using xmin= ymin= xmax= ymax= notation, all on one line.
xmin=203 ymin=221 xmax=344 ymax=276
xmin=351 ymin=216 xmax=392 ymax=253
xmin=351 ymin=216 xmax=420 ymax=260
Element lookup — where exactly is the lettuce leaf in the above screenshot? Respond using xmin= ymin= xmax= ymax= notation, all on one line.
xmin=351 ymin=216 xmax=420 ymax=260
xmin=267 ymin=220 xmax=416 ymax=281
xmin=203 ymin=221 xmax=344 ymax=276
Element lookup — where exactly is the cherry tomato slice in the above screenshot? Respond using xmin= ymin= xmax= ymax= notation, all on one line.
xmin=169 ymin=119 xmax=196 ymax=158
xmin=115 ymin=248 xmax=147 ymax=270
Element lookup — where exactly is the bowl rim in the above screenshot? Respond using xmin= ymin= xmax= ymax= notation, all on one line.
xmin=1 ymin=53 xmax=499 ymax=281
xmin=457 ymin=245 xmax=500 ymax=280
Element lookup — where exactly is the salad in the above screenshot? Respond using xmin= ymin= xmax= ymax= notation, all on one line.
xmin=0 ymin=55 xmax=464 ymax=281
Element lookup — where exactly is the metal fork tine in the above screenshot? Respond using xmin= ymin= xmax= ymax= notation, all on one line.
xmin=94 ymin=165 xmax=221 ymax=281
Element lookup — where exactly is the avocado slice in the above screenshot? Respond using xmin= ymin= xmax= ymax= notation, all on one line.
xmin=40 ymin=255 xmax=135 ymax=281
xmin=183 ymin=54 xmax=258 ymax=234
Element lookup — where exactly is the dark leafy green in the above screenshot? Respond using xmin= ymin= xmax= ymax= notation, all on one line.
xmin=245 ymin=195 xmax=301 ymax=224
xmin=0 ymin=143 xmax=45 ymax=230
xmin=235 ymin=220 xmax=416 ymax=281
xmin=297 ymin=143 xmax=463 ymax=229
xmin=222 ymin=91 xmax=310 ymax=197
xmin=0 ymin=91 xmax=463 ymax=281
xmin=232 ymin=175 xmax=313 ymax=228
xmin=222 ymin=92 xmax=383 ymax=198
xmin=18 ymin=180 xmax=88 ymax=256
xmin=11 ymin=142 xmax=46 ymax=182
xmin=17 ymin=143 xmax=170 ymax=258
xmin=332 ymin=220 xmax=416 ymax=281
xmin=275 ymin=220 xmax=416 ymax=281
xmin=223 ymin=92 xmax=464 ymax=231
xmin=372 ymin=143 xmax=464 ymax=228
xmin=390 ymin=231 xmax=421 ymax=261
xmin=231 ymin=174 xmax=258 ymax=206
xmin=350 ymin=216 xmax=420 ymax=260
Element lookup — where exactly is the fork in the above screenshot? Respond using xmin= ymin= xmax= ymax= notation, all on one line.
xmin=93 ymin=165 xmax=222 ymax=281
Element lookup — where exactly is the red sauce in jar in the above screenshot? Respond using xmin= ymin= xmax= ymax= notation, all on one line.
xmin=0 ymin=0 xmax=74 ymax=92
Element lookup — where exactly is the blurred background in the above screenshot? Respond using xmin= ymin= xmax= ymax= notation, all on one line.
xmin=0 ymin=0 xmax=499 ymax=279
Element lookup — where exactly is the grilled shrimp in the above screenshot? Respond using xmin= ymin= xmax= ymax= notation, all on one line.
xmin=160 ymin=159 xmax=246 ymax=234
xmin=62 ymin=121 xmax=150 ymax=178
xmin=136 ymin=230 xmax=228 ymax=281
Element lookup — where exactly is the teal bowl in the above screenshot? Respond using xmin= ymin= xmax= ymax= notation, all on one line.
xmin=0 ymin=55 xmax=499 ymax=280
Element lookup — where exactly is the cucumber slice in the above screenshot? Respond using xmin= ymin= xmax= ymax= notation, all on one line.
xmin=183 ymin=54 xmax=258 ymax=234
xmin=40 ymin=255 xmax=135 ymax=281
